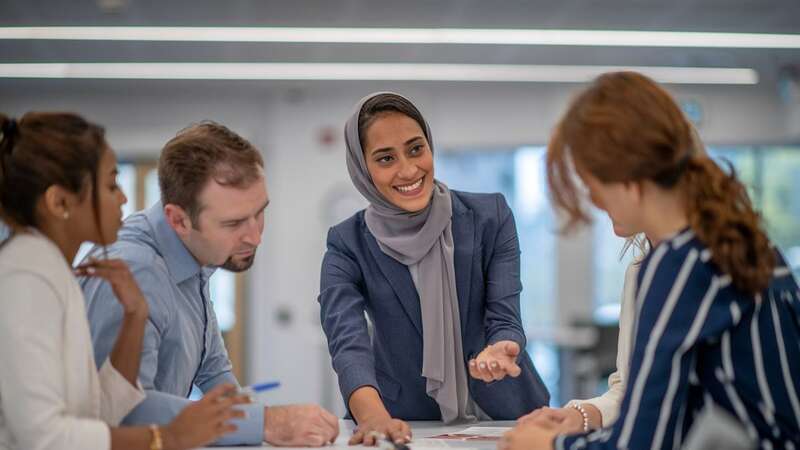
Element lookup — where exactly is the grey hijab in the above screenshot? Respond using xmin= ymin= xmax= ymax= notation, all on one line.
xmin=344 ymin=92 xmax=475 ymax=423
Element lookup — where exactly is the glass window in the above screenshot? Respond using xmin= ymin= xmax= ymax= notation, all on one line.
xmin=708 ymin=147 xmax=759 ymax=203
xmin=708 ymin=146 xmax=800 ymax=278
xmin=0 ymin=220 xmax=9 ymax=242
xmin=144 ymin=168 xmax=160 ymax=210
xmin=759 ymin=147 xmax=800 ymax=278
xmin=117 ymin=163 xmax=137 ymax=219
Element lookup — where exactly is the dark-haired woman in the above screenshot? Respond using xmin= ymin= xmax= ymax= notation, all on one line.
xmin=500 ymin=72 xmax=800 ymax=450
xmin=318 ymin=93 xmax=550 ymax=445
xmin=0 ymin=113 xmax=248 ymax=450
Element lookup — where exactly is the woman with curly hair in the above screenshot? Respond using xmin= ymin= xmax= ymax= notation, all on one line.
xmin=501 ymin=72 xmax=800 ymax=450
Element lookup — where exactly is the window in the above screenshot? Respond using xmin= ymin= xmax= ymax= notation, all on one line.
xmin=709 ymin=147 xmax=800 ymax=278
xmin=0 ymin=221 xmax=9 ymax=242
xmin=118 ymin=163 xmax=138 ymax=220
xmin=753 ymin=148 xmax=800 ymax=277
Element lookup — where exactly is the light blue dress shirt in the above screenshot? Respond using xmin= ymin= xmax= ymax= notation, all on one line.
xmin=80 ymin=202 xmax=264 ymax=446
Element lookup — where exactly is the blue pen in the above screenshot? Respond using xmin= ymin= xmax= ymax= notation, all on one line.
xmin=224 ymin=381 xmax=280 ymax=399
xmin=245 ymin=381 xmax=281 ymax=393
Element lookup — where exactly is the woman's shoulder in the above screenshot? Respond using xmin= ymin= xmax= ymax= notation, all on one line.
xmin=644 ymin=229 xmax=706 ymax=264
xmin=0 ymin=232 xmax=69 ymax=293
xmin=330 ymin=209 xmax=366 ymax=232
xmin=451 ymin=189 xmax=507 ymax=206
xmin=450 ymin=190 xmax=510 ymax=218
xmin=0 ymin=232 xmax=64 ymax=272
xmin=638 ymin=229 xmax=721 ymax=295
xmin=327 ymin=209 xmax=368 ymax=250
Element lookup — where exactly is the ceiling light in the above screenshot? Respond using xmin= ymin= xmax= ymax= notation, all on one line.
xmin=0 ymin=26 xmax=798 ymax=48
xmin=0 ymin=62 xmax=759 ymax=84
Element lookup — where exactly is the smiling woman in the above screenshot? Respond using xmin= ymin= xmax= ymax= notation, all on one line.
xmin=357 ymin=96 xmax=435 ymax=213
xmin=318 ymin=92 xmax=550 ymax=446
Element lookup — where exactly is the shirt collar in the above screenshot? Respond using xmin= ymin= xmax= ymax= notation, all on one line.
xmin=145 ymin=202 xmax=211 ymax=284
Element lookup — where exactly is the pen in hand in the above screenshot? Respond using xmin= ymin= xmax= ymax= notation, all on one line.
xmin=221 ymin=381 xmax=281 ymax=400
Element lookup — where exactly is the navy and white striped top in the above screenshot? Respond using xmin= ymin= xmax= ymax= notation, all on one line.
xmin=559 ymin=229 xmax=800 ymax=450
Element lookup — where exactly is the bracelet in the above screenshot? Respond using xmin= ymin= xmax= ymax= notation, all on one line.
xmin=149 ymin=424 xmax=163 ymax=450
xmin=570 ymin=403 xmax=590 ymax=432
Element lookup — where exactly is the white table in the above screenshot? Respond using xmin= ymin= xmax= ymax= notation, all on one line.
xmin=206 ymin=420 xmax=515 ymax=450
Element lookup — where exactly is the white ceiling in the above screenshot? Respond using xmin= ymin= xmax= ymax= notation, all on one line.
xmin=3 ymin=0 xmax=799 ymax=31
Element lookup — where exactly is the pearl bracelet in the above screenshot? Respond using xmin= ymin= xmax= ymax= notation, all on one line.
xmin=570 ymin=403 xmax=590 ymax=432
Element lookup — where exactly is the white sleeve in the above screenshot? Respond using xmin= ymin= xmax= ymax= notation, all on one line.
xmin=566 ymin=263 xmax=638 ymax=426
xmin=0 ymin=272 xmax=111 ymax=450
xmin=97 ymin=359 xmax=145 ymax=426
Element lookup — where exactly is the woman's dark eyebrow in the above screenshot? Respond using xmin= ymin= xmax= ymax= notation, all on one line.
xmin=405 ymin=136 xmax=424 ymax=146
xmin=370 ymin=136 xmax=424 ymax=156
xmin=370 ymin=147 xmax=394 ymax=156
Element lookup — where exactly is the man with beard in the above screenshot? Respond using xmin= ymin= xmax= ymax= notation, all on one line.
xmin=81 ymin=122 xmax=339 ymax=447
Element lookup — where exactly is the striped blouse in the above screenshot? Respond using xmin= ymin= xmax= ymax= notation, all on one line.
xmin=558 ymin=229 xmax=800 ymax=450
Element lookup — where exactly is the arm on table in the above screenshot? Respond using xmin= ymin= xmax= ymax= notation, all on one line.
xmin=318 ymin=227 xmax=409 ymax=446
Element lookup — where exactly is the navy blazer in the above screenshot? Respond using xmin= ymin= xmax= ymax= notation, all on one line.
xmin=318 ymin=190 xmax=549 ymax=420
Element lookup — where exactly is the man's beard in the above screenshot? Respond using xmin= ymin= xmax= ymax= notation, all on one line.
xmin=219 ymin=251 xmax=256 ymax=272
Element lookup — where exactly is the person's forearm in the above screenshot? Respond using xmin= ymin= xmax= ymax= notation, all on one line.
xmin=110 ymin=425 xmax=180 ymax=450
xmin=126 ymin=390 xmax=264 ymax=446
xmin=349 ymin=386 xmax=391 ymax=423
xmin=110 ymin=312 xmax=147 ymax=387
xmin=110 ymin=426 xmax=154 ymax=450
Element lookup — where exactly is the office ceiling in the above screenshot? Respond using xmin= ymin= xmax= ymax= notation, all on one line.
xmin=1 ymin=0 xmax=798 ymax=85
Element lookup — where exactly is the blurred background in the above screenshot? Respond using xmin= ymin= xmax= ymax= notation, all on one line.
xmin=2 ymin=0 xmax=799 ymax=415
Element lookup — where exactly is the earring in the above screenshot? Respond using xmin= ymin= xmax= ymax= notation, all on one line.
xmin=63 ymin=211 xmax=70 ymax=220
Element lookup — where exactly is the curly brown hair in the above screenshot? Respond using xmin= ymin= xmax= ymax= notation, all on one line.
xmin=547 ymin=71 xmax=775 ymax=294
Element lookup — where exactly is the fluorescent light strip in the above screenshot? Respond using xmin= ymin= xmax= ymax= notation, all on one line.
xmin=1 ymin=26 xmax=799 ymax=48
xmin=0 ymin=63 xmax=759 ymax=84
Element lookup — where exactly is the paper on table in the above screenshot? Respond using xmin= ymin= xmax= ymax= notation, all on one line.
xmin=426 ymin=426 xmax=511 ymax=441
xmin=411 ymin=441 xmax=498 ymax=450
xmin=454 ymin=427 xmax=510 ymax=437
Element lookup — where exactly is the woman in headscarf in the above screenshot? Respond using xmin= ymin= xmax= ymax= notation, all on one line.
xmin=318 ymin=93 xmax=550 ymax=445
